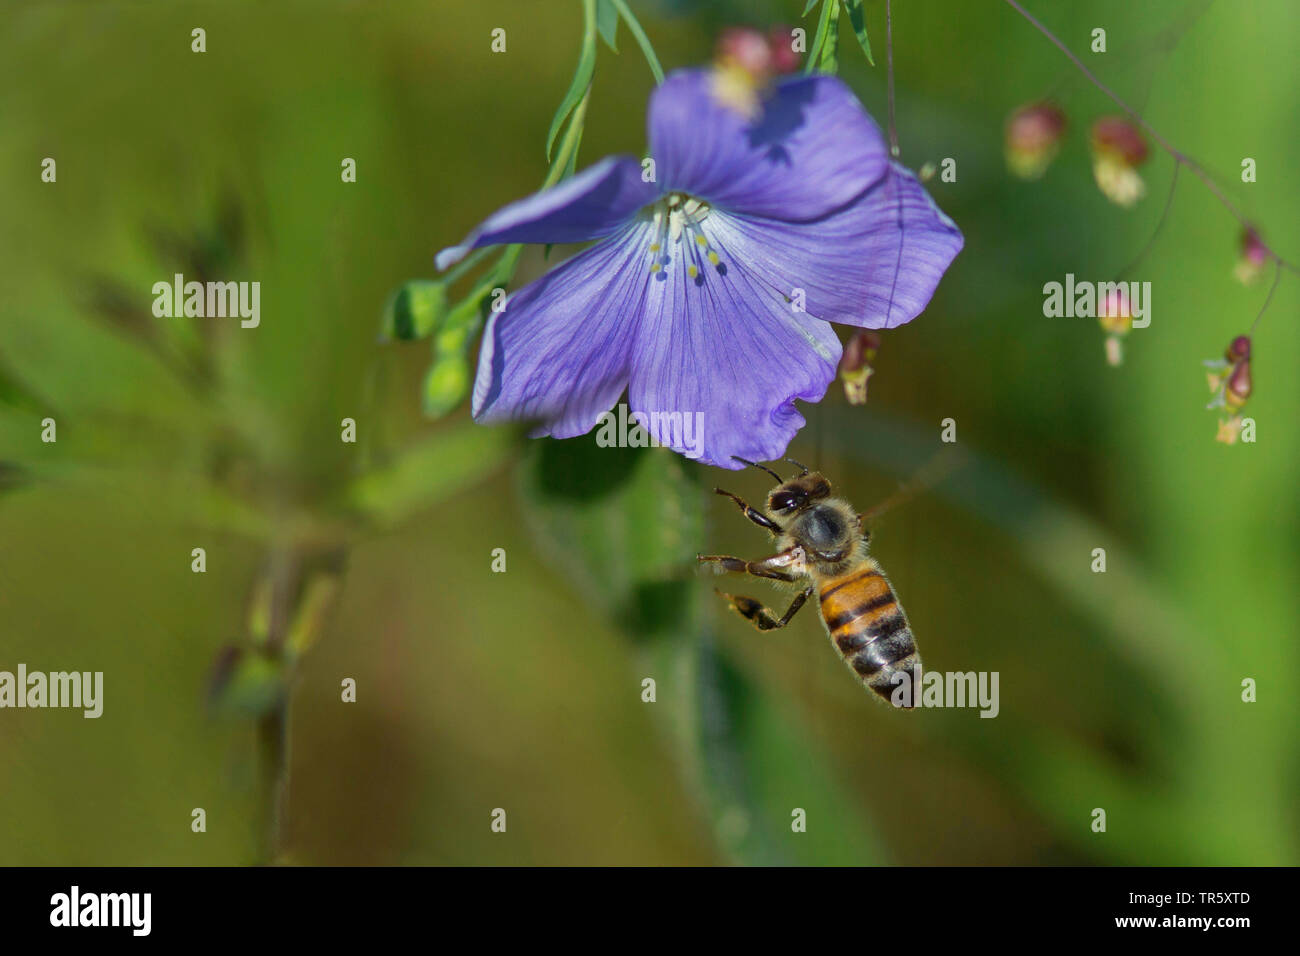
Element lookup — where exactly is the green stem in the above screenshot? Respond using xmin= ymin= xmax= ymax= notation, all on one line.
xmin=439 ymin=246 xmax=493 ymax=288
xmin=257 ymin=700 xmax=288 ymax=864
xmin=482 ymin=87 xmax=592 ymax=308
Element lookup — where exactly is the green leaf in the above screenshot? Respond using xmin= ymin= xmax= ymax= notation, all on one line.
xmin=609 ymin=0 xmax=664 ymax=84
xmin=802 ymin=0 xmax=821 ymax=16
xmin=518 ymin=438 xmax=888 ymax=864
xmin=345 ymin=421 xmax=515 ymax=529
xmin=696 ymin=650 xmax=888 ymax=864
xmin=819 ymin=3 xmax=841 ymax=73
xmin=381 ymin=280 xmax=447 ymax=342
xmin=845 ymin=0 xmax=875 ymax=66
xmin=545 ymin=4 xmax=598 ymax=161
xmin=803 ymin=0 xmax=836 ymax=75
xmin=596 ymin=0 xmax=619 ymax=52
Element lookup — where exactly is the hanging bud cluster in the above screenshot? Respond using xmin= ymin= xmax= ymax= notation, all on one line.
xmin=1203 ymin=335 xmax=1252 ymax=444
xmin=1004 ymin=103 xmax=1151 ymax=209
xmin=382 ymin=275 xmax=487 ymax=419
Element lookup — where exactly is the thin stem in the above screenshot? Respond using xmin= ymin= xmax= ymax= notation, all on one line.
xmin=1250 ymin=260 xmax=1282 ymax=336
xmin=254 ymin=548 xmax=298 ymax=864
xmin=886 ymin=0 xmax=899 ymax=157
xmin=257 ymin=701 xmax=288 ymax=864
xmin=1001 ymin=0 xmax=1299 ymax=278
xmin=1116 ymin=164 xmax=1179 ymax=280
xmin=440 ymin=246 xmax=493 ymax=288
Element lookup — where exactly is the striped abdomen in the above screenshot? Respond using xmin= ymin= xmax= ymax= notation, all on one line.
xmin=818 ymin=561 xmax=920 ymax=705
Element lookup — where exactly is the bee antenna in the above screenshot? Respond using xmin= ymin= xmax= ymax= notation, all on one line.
xmin=731 ymin=456 xmax=784 ymax=483
xmin=784 ymin=457 xmax=810 ymax=476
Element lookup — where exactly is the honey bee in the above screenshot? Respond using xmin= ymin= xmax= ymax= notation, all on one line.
xmin=697 ymin=457 xmax=920 ymax=706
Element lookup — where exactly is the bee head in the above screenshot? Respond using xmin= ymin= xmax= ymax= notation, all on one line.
xmin=729 ymin=457 xmax=832 ymax=516
xmin=766 ymin=473 xmax=832 ymax=515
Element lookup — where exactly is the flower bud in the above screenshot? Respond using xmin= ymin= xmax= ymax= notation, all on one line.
xmin=711 ymin=27 xmax=790 ymax=118
xmin=1203 ymin=335 xmax=1252 ymax=442
xmin=1223 ymin=356 xmax=1252 ymax=412
xmin=1005 ymin=102 xmax=1067 ymax=180
xmin=717 ymin=27 xmax=773 ymax=76
xmin=1090 ymin=116 xmax=1149 ymax=207
xmin=383 ymin=280 xmax=447 ymax=342
xmin=1234 ymin=227 xmax=1268 ymax=285
xmin=422 ymin=352 xmax=471 ymax=418
xmin=1097 ymin=286 xmax=1132 ymax=366
xmin=767 ymin=26 xmax=802 ymax=74
xmin=838 ymin=330 xmax=881 ymax=405
xmin=1225 ymin=334 xmax=1251 ymax=364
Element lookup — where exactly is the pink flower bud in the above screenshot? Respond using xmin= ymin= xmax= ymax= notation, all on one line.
xmin=716 ymin=27 xmax=773 ymax=77
xmin=1005 ymin=102 xmax=1067 ymax=180
xmin=1091 ymin=116 xmax=1149 ymax=166
xmin=1226 ymin=335 xmax=1251 ymax=363
xmin=768 ymin=26 xmax=802 ymax=74
xmin=1090 ymin=116 xmax=1149 ymax=207
xmin=1234 ymin=227 xmax=1269 ymax=284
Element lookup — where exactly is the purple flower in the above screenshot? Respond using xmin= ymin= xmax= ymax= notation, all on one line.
xmin=437 ymin=68 xmax=963 ymax=469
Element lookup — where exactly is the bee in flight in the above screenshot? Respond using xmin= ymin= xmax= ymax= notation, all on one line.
xmin=697 ymin=457 xmax=919 ymax=706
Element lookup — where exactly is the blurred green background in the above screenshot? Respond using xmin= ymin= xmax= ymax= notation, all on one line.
xmin=1 ymin=0 xmax=1296 ymax=865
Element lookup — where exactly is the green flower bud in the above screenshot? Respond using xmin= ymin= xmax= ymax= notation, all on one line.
xmin=383 ymin=280 xmax=447 ymax=342
xmin=422 ymin=353 xmax=471 ymax=418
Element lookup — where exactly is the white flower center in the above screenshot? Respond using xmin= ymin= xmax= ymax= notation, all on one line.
xmin=642 ymin=192 xmax=726 ymax=284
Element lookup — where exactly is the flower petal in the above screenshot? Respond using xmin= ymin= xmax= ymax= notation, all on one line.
xmin=473 ymin=224 xmax=653 ymax=437
xmin=436 ymin=156 xmax=656 ymax=271
xmin=648 ymin=69 xmax=888 ymax=222
xmin=707 ymin=163 xmax=963 ymax=328
xmin=627 ymin=249 xmax=841 ymax=469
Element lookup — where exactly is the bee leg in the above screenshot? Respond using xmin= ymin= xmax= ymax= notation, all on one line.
xmin=697 ymin=546 xmax=803 ymax=582
xmin=717 ymin=585 xmax=814 ymax=631
xmin=714 ymin=488 xmax=782 ymax=534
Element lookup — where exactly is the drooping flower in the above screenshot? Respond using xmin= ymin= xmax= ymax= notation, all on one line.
xmin=838 ymin=330 xmax=881 ymax=404
xmin=1234 ymin=226 xmax=1268 ymax=285
xmin=1005 ymin=102 xmax=1067 ymax=180
xmin=436 ymin=68 xmax=963 ymax=469
xmin=1097 ymin=285 xmax=1133 ymax=366
xmin=1204 ymin=335 xmax=1252 ymax=443
xmin=1091 ymin=116 xmax=1149 ymax=207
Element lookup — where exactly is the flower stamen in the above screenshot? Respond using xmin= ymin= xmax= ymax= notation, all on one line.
xmin=642 ymin=192 xmax=724 ymax=284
